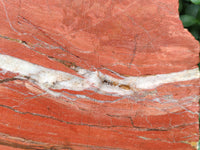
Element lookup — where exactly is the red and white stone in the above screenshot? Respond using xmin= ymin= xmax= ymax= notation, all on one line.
xmin=0 ymin=0 xmax=199 ymax=149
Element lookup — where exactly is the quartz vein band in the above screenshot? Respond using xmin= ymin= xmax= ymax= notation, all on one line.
xmin=0 ymin=54 xmax=199 ymax=96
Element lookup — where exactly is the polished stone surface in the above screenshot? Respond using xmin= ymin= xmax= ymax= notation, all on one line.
xmin=0 ymin=0 xmax=199 ymax=149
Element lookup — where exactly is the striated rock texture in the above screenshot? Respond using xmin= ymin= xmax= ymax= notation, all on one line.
xmin=0 ymin=0 xmax=199 ymax=150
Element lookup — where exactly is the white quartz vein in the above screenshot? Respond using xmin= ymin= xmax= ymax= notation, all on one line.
xmin=0 ymin=54 xmax=199 ymax=96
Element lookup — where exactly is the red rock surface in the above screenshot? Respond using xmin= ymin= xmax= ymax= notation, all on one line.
xmin=0 ymin=0 xmax=199 ymax=150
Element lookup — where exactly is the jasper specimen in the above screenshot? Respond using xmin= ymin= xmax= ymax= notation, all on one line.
xmin=0 ymin=0 xmax=199 ymax=150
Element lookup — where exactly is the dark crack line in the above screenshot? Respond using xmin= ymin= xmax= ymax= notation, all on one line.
xmin=0 ymin=138 xmax=72 ymax=150
xmin=129 ymin=34 xmax=138 ymax=68
xmin=0 ymin=77 xmax=25 ymax=83
xmin=2 ymin=104 xmax=197 ymax=131
xmin=0 ymin=104 xmax=128 ymax=129
xmin=0 ymin=132 xmax=125 ymax=150
xmin=106 ymin=114 xmax=198 ymax=131
xmin=0 ymin=34 xmax=80 ymax=73
xmin=19 ymin=16 xmax=80 ymax=59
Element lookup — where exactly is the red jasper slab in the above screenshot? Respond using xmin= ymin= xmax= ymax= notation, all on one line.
xmin=0 ymin=0 xmax=199 ymax=150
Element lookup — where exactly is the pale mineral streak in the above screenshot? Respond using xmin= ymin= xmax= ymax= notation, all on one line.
xmin=0 ymin=54 xmax=199 ymax=96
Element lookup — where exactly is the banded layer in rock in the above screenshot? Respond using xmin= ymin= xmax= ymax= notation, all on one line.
xmin=0 ymin=0 xmax=199 ymax=150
